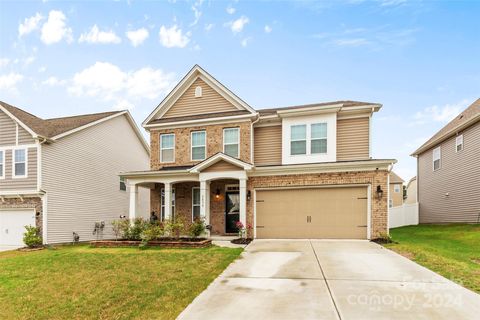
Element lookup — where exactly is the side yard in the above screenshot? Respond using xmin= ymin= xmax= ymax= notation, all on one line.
xmin=385 ymin=224 xmax=480 ymax=293
xmin=0 ymin=245 xmax=242 ymax=320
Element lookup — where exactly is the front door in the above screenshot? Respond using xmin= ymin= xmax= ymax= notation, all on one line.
xmin=225 ymin=192 xmax=240 ymax=233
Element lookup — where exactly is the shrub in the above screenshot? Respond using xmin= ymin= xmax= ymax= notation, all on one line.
xmin=236 ymin=221 xmax=245 ymax=239
xmin=189 ymin=219 xmax=205 ymax=238
xmin=141 ymin=222 xmax=165 ymax=242
xmin=23 ymin=226 xmax=42 ymax=248
xmin=111 ymin=219 xmax=127 ymax=240
xmin=124 ymin=218 xmax=149 ymax=241
xmin=164 ymin=216 xmax=186 ymax=239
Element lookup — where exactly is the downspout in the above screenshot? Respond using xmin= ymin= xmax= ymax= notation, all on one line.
xmin=250 ymin=113 xmax=260 ymax=164
xmin=36 ymin=136 xmax=49 ymax=245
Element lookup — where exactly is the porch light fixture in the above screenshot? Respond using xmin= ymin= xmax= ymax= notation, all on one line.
xmin=247 ymin=190 xmax=251 ymax=201
xmin=376 ymin=185 xmax=383 ymax=199
xmin=215 ymin=188 xmax=221 ymax=199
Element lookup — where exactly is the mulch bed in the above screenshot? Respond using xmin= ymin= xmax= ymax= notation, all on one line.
xmin=231 ymin=238 xmax=253 ymax=245
xmin=18 ymin=247 xmax=45 ymax=252
xmin=90 ymin=238 xmax=211 ymax=248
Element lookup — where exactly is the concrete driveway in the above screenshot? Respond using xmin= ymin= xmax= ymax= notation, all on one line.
xmin=178 ymin=240 xmax=480 ymax=320
xmin=0 ymin=245 xmax=20 ymax=252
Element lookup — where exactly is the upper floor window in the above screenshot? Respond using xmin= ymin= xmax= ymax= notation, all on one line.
xmin=120 ymin=177 xmax=126 ymax=191
xmin=394 ymin=184 xmax=401 ymax=193
xmin=160 ymin=133 xmax=175 ymax=163
xmin=455 ymin=135 xmax=463 ymax=152
xmin=0 ymin=150 xmax=4 ymax=178
xmin=13 ymin=148 xmax=27 ymax=178
xmin=223 ymin=128 xmax=239 ymax=158
xmin=191 ymin=131 xmax=206 ymax=161
xmin=290 ymin=125 xmax=307 ymax=155
xmin=192 ymin=187 xmax=200 ymax=221
xmin=311 ymin=123 xmax=327 ymax=154
xmin=433 ymin=147 xmax=441 ymax=171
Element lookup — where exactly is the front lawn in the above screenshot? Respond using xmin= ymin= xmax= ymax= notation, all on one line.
xmin=384 ymin=224 xmax=480 ymax=293
xmin=0 ymin=245 xmax=242 ymax=320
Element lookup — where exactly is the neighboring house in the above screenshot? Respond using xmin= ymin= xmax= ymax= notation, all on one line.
xmin=0 ymin=101 xmax=150 ymax=247
xmin=389 ymin=172 xmax=404 ymax=208
xmin=405 ymin=176 xmax=417 ymax=204
xmin=412 ymin=98 xmax=480 ymax=223
xmin=121 ymin=65 xmax=396 ymax=240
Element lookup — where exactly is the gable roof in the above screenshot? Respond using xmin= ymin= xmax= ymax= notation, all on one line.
xmin=143 ymin=65 xmax=257 ymax=126
xmin=258 ymin=100 xmax=381 ymax=116
xmin=389 ymin=171 xmax=404 ymax=184
xmin=189 ymin=152 xmax=253 ymax=173
xmin=412 ymin=98 xmax=480 ymax=156
xmin=0 ymin=101 xmax=149 ymax=153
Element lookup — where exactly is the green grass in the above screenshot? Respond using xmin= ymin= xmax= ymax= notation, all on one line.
xmin=384 ymin=224 xmax=480 ymax=293
xmin=0 ymin=244 xmax=242 ymax=320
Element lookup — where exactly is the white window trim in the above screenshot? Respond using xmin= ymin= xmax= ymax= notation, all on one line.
xmin=160 ymin=133 xmax=175 ymax=163
xmin=290 ymin=124 xmax=307 ymax=156
xmin=191 ymin=130 xmax=207 ymax=161
xmin=433 ymin=146 xmax=441 ymax=171
xmin=0 ymin=150 xmax=4 ymax=179
xmin=223 ymin=127 xmax=240 ymax=158
xmin=455 ymin=134 xmax=463 ymax=152
xmin=12 ymin=147 xmax=28 ymax=178
xmin=160 ymin=188 xmax=176 ymax=221
xmin=310 ymin=123 xmax=328 ymax=155
xmin=394 ymin=184 xmax=401 ymax=193
xmin=192 ymin=187 xmax=200 ymax=222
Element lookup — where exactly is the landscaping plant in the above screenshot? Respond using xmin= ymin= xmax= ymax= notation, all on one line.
xmin=189 ymin=219 xmax=206 ymax=238
xmin=141 ymin=222 xmax=165 ymax=242
xmin=165 ymin=217 xmax=186 ymax=239
xmin=23 ymin=225 xmax=42 ymax=248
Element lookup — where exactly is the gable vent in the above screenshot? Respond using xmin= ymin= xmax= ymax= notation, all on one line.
xmin=195 ymin=86 xmax=202 ymax=98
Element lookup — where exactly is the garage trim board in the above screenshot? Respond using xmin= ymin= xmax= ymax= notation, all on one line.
xmin=253 ymin=184 xmax=372 ymax=239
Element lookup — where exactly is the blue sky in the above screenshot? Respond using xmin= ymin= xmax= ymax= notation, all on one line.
xmin=1 ymin=0 xmax=479 ymax=181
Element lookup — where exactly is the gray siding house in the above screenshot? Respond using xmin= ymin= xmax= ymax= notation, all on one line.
xmin=412 ymin=98 xmax=480 ymax=223
xmin=0 ymin=101 xmax=150 ymax=247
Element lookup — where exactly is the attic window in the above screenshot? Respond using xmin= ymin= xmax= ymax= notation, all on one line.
xmin=195 ymin=86 xmax=202 ymax=98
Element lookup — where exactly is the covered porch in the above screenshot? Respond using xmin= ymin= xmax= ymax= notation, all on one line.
xmin=123 ymin=153 xmax=253 ymax=237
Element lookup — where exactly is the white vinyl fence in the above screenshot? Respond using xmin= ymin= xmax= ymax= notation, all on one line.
xmin=389 ymin=203 xmax=419 ymax=229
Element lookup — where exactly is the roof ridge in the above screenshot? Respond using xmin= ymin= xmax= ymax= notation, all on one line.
xmin=0 ymin=100 xmax=46 ymax=121
xmin=45 ymin=110 xmax=123 ymax=121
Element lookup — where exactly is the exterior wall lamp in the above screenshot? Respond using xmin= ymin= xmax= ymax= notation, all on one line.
xmin=247 ymin=190 xmax=251 ymax=201
xmin=376 ymin=185 xmax=384 ymax=199
xmin=215 ymin=188 xmax=221 ymax=199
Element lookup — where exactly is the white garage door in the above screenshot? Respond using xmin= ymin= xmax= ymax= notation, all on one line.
xmin=0 ymin=209 xmax=36 ymax=248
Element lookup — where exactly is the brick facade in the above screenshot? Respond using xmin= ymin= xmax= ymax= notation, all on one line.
xmin=150 ymin=121 xmax=252 ymax=170
xmin=246 ymin=170 xmax=389 ymax=239
xmin=0 ymin=196 xmax=43 ymax=234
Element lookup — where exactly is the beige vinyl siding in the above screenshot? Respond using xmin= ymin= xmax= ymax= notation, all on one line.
xmin=0 ymin=148 xmax=38 ymax=191
xmin=405 ymin=180 xmax=417 ymax=204
xmin=253 ymin=125 xmax=282 ymax=166
xmin=389 ymin=183 xmax=403 ymax=207
xmin=202 ymin=160 xmax=241 ymax=172
xmin=337 ymin=117 xmax=370 ymax=161
xmin=418 ymin=121 xmax=480 ymax=223
xmin=163 ymin=78 xmax=238 ymax=118
xmin=0 ymin=109 xmax=17 ymax=146
xmin=18 ymin=125 xmax=35 ymax=144
xmin=42 ymin=115 xmax=150 ymax=244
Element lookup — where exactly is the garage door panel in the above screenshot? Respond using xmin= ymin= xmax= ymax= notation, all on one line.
xmin=256 ymin=187 xmax=368 ymax=239
xmin=0 ymin=210 xmax=36 ymax=247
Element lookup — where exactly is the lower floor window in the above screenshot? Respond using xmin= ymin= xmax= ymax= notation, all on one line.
xmin=161 ymin=188 xmax=175 ymax=221
xmin=192 ymin=187 xmax=200 ymax=221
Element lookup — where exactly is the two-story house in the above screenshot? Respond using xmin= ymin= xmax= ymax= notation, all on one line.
xmin=389 ymin=172 xmax=404 ymax=208
xmin=412 ymin=98 xmax=480 ymax=223
xmin=0 ymin=102 xmax=150 ymax=248
xmin=122 ymin=65 xmax=396 ymax=239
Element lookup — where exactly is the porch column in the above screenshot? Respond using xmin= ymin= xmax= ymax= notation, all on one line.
xmin=239 ymin=178 xmax=247 ymax=228
xmin=164 ymin=182 xmax=172 ymax=220
xmin=200 ymin=180 xmax=210 ymax=225
xmin=129 ymin=183 xmax=138 ymax=221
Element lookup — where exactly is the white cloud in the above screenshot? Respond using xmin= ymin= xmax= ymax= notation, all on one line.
xmin=68 ymin=62 xmax=175 ymax=109
xmin=334 ymin=38 xmax=370 ymax=46
xmin=113 ymin=99 xmax=135 ymax=110
xmin=41 ymin=10 xmax=73 ymax=44
xmin=190 ymin=0 xmax=204 ymax=26
xmin=42 ymin=76 xmax=65 ymax=86
xmin=226 ymin=6 xmax=236 ymax=14
xmin=79 ymin=25 xmax=121 ymax=44
xmin=204 ymin=23 xmax=214 ymax=32
xmin=227 ymin=16 xmax=249 ymax=34
xmin=0 ymin=73 xmax=24 ymax=92
xmin=126 ymin=28 xmax=149 ymax=47
xmin=264 ymin=25 xmax=272 ymax=33
xmin=0 ymin=58 xmax=9 ymax=68
xmin=159 ymin=25 xmax=190 ymax=48
xmin=241 ymin=37 xmax=252 ymax=47
xmin=38 ymin=66 xmax=47 ymax=73
xmin=24 ymin=56 xmax=36 ymax=66
xmin=413 ymin=99 xmax=470 ymax=125
xmin=18 ymin=13 xmax=43 ymax=37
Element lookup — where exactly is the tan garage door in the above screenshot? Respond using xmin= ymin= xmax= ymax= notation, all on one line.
xmin=256 ymin=186 xmax=368 ymax=239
